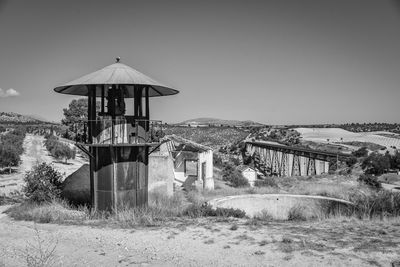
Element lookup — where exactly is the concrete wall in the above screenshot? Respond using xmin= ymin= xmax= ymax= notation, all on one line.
xmin=242 ymin=169 xmax=257 ymax=186
xmin=198 ymin=150 xmax=214 ymax=190
xmin=148 ymin=153 xmax=175 ymax=196
xmin=208 ymin=194 xmax=353 ymax=220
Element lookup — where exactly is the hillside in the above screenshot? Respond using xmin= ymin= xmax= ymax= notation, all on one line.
xmin=164 ymin=125 xmax=249 ymax=150
xmin=177 ymin=117 xmax=264 ymax=127
xmin=0 ymin=112 xmax=49 ymax=124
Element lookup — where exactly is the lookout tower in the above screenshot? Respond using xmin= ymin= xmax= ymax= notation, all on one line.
xmin=54 ymin=59 xmax=179 ymax=211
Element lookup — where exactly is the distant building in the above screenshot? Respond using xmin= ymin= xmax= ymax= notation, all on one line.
xmin=237 ymin=165 xmax=257 ymax=186
xmin=155 ymin=135 xmax=214 ymax=191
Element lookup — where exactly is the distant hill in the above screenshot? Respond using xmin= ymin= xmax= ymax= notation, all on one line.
xmin=177 ymin=117 xmax=264 ymax=127
xmin=0 ymin=112 xmax=51 ymax=124
xmin=24 ymin=114 xmax=56 ymax=123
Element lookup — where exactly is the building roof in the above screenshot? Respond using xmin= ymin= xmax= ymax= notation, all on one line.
xmin=54 ymin=62 xmax=179 ymax=98
xmin=164 ymin=135 xmax=212 ymax=153
xmin=237 ymin=165 xmax=256 ymax=172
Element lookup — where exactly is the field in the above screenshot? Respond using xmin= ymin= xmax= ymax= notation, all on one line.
xmin=295 ymin=128 xmax=400 ymax=153
xmin=164 ymin=126 xmax=249 ymax=150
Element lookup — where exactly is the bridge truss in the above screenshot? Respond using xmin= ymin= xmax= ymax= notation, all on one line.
xmin=246 ymin=142 xmax=343 ymax=177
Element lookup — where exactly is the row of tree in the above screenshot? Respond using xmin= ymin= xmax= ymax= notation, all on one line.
xmin=0 ymin=127 xmax=26 ymax=170
xmin=44 ymin=134 xmax=76 ymax=163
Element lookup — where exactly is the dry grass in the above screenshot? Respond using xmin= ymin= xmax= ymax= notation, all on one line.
xmin=109 ymin=191 xmax=187 ymax=227
xmin=189 ymin=176 xmax=400 ymax=222
xmin=275 ymin=175 xmax=361 ymax=200
xmin=6 ymin=199 xmax=88 ymax=223
xmin=6 ymin=174 xmax=400 ymax=230
xmin=6 ymin=191 xmax=188 ymax=227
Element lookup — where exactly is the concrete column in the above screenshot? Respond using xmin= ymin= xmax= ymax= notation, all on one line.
xmin=300 ymin=156 xmax=307 ymax=176
xmin=325 ymin=161 xmax=329 ymax=174
xmin=277 ymin=151 xmax=282 ymax=175
xmin=266 ymin=149 xmax=271 ymax=169
xmin=315 ymin=159 xmax=321 ymax=175
xmin=288 ymin=153 xmax=294 ymax=176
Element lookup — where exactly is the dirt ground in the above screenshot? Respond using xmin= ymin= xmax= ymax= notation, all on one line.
xmin=1 ymin=204 xmax=400 ymax=267
xmin=0 ymin=134 xmax=86 ymax=196
xmin=1 ymin=135 xmax=400 ymax=266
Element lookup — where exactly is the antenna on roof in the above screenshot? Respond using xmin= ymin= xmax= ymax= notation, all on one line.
xmin=116 ymin=57 xmax=121 ymax=63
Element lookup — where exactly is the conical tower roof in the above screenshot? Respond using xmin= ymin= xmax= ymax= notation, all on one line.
xmin=53 ymin=60 xmax=179 ymax=97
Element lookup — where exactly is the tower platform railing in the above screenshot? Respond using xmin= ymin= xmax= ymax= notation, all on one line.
xmin=74 ymin=117 xmax=164 ymax=145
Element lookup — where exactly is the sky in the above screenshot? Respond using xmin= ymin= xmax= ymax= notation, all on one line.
xmin=0 ymin=0 xmax=399 ymax=125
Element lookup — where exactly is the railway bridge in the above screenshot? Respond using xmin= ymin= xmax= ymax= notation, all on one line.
xmin=246 ymin=141 xmax=350 ymax=177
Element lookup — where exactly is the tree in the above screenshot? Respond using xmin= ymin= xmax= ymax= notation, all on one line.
xmin=353 ymin=147 xmax=368 ymax=158
xmin=361 ymin=152 xmax=391 ymax=175
xmin=0 ymin=144 xmax=20 ymax=168
xmin=390 ymin=151 xmax=400 ymax=170
xmin=44 ymin=135 xmax=76 ymax=163
xmin=358 ymin=173 xmax=381 ymax=189
xmin=62 ymin=98 xmax=100 ymax=132
xmin=345 ymin=156 xmax=357 ymax=167
xmin=51 ymin=143 xmax=75 ymax=163
xmin=0 ymin=128 xmax=26 ymax=171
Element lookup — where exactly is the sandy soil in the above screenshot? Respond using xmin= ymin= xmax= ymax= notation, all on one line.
xmin=1 ymin=204 xmax=399 ymax=267
xmin=0 ymin=134 xmax=87 ymax=196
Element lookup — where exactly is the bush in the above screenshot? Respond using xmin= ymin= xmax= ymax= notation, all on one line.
xmin=345 ymin=156 xmax=357 ymax=167
xmin=362 ymin=152 xmax=391 ymax=175
xmin=358 ymin=174 xmax=381 ymax=189
xmin=350 ymin=190 xmax=400 ymax=218
xmin=352 ymin=147 xmax=368 ymax=158
xmin=0 ymin=127 xmax=26 ymax=168
xmin=52 ymin=143 xmax=75 ymax=163
xmin=230 ymin=172 xmax=250 ymax=187
xmin=254 ymin=177 xmax=277 ymax=187
xmin=0 ymin=144 xmax=21 ymax=168
xmin=287 ymin=206 xmax=309 ymax=221
xmin=222 ymin=163 xmax=249 ymax=187
xmin=23 ymin=163 xmax=64 ymax=203
xmin=184 ymin=203 xmax=246 ymax=218
xmin=213 ymin=154 xmax=223 ymax=167
xmin=44 ymin=135 xmax=75 ymax=163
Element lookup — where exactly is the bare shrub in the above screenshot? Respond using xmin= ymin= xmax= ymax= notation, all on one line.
xmin=254 ymin=209 xmax=273 ymax=221
xmin=288 ymin=205 xmax=320 ymax=221
xmin=22 ymin=225 xmax=59 ymax=267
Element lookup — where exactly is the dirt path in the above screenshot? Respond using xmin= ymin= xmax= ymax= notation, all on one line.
xmin=0 ymin=134 xmax=86 ymax=196
xmin=1 ymin=204 xmax=399 ymax=267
